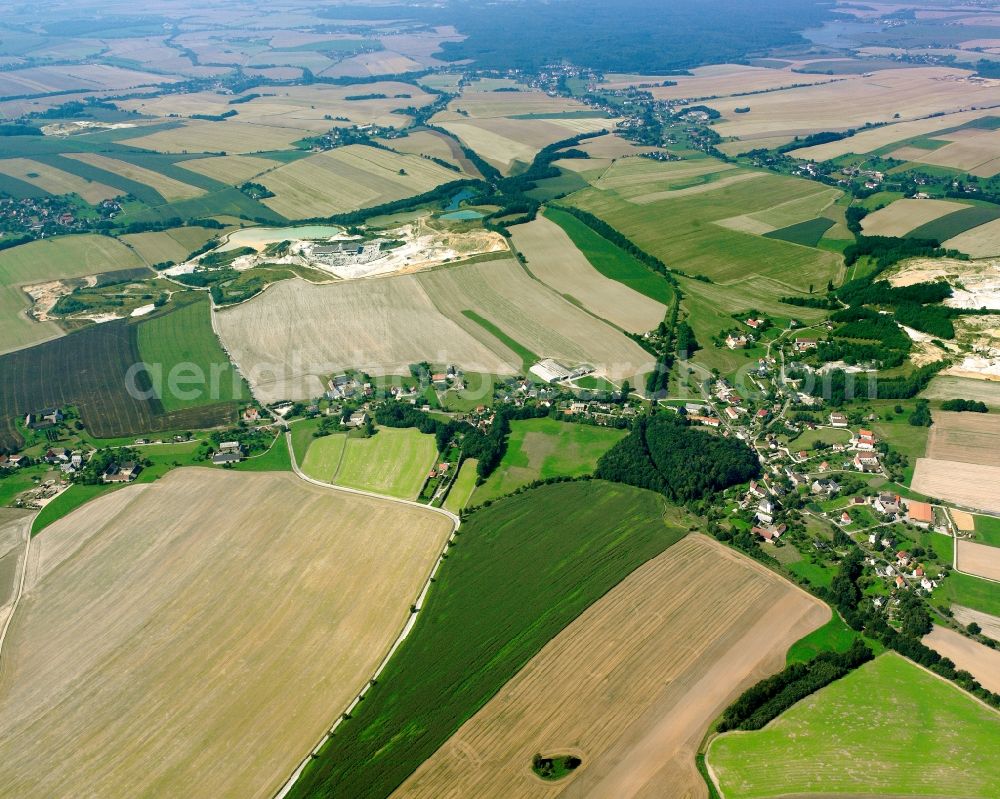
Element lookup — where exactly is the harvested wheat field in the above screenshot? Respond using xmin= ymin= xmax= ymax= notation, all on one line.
xmin=63 ymin=152 xmax=204 ymax=202
xmin=125 ymin=120 xmax=306 ymax=154
xmin=177 ymin=153 xmax=279 ymax=185
xmin=926 ymin=411 xmax=1000 ymax=467
xmin=907 ymin=129 xmax=1000 ymax=177
xmin=925 ymin=625 xmax=1000 ymax=693
xmin=601 ymin=64 xmax=836 ymax=101
xmin=912 ymin=459 xmax=1000 ymax=514
xmin=510 ymin=216 xmax=666 ymax=332
xmin=957 ymin=538 xmax=1000 ymax=581
xmin=394 ymin=535 xmax=827 ymax=799
xmin=259 ymin=145 xmax=459 ymax=218
xmin=214 ymin=276 xmax=518 ymax=402
xmin=789 ymin=108 xmax=996 ymax=160
xmin=706 ymin=68 xmax=1000 ymax=140
xmin=953 ymin=605 xmax=1000 ymax=640
xmin=417 ymin=258 xmax=653 ymax=380
xmin=861 ymin=198 xmax=970 ymax=237
xmin=0 ymin=468 xmax=452 ymax=799
xmin=0 ymin=158 xmax=120 ymax=203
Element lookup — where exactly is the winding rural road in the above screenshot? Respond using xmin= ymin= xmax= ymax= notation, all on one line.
xmin=272 ymin=429 xmax=460 ymax=799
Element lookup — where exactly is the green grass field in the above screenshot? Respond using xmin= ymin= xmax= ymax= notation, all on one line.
xmin=708 ymin=653 xmax=1000 ymax=799
xmin=974 ymin=514 xmax=1000 ymax=547
xmin=443 ymin=457 xmax=478 ymax=513
xmin=287 ymin=480 xmax=689 ymax=799
xmin=299 ymin=433 xmax=347 ymax=482
xmin=785 ymin=426 xmax=853 ymax=450
xmin=566 ymin=160 xmax=843 ymax=296
xmin=785 ymin=613 xmax=859 ymax=664
xmin=334 ymin=426 xmax=438 ymax=499
xmin=230 ymin=432 xmax=292 ymax=472
xmin=934 ymin=571 xmax=1000 ymax=617
xmin=136 ymin=295 xmax=248 ymax=412
xmin=762 ymin=217 xmax=835 ymax=246
xmin=473 ymin=417 xmax=626 ymax=502
xmin=543 ymin=207 xmax=675 ymax=305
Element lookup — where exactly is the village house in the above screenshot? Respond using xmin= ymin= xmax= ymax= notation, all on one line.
xmin=811 ymin=478 xmax=840 ymax=495
xmin=26 ymin=407 xmax=63 ymax=430
xmin=752 ymin=523 xmax=786 ymax=543
xmin=829 ymin=412 xmax=848 ymax=427
xmin=854 ymin=452 xmax=880 ymax=472
xmin=854 ymin=429 xmax=877 ymax=451
xmin=690 ymin=414 xmax=721 ymax=428
xmin=102 ymin=461 xmax=141 ymax=483
xmin=347 ymin=410 xmax=370 ymax=428
xmin=896 ymin=550 xmax=911 ymax=567
xmin=875 ymin=492 xmax=901 ymax=517
xmin=840 ymin=511 xmax=852 ymax=525
xmin=725 ymin=333 xmax=749 ymax=350
xmin=794 ymin=337 xmax=817 ymax=352
xmin=756 ymin=498 xmax=775 ymax=524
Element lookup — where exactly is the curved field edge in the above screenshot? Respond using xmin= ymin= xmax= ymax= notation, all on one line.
xmin=0 ymin=468 xmax=455 ymax=799
xmin=286 ymin=480 xmax=693 ymax=799
xmin=706 ymin=652 xmax=1000 ymax=799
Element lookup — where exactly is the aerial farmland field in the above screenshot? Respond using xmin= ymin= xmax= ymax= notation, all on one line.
xmin=924 ymin=625 xmax=1000 ymax=694
xmin=63 ymin=152 xmax=205 ymax=202
xmin=708 ymin=653 xmax=1000 ymax=799
xmin=176 ymin=154 xmax=281 ymax=185
xmin=333 ymin=426 xmax=438 ymax=499
xmin=473 ymin=417 xmax=626 ymax=502
xmin=299 ymin=432 xmax=348 ymax=482
xmin=566 ymin=158 xmax=843 ymax=295
xmin=0 ymin=234 xmax=146 ymax=354
xmin=287 ymin=480 xmax=692 ymax=799
xmin=135 ymin=295 xmax=248 ymax=412
xmin=259 ymin=145 xmax=460 ymax=217
xmin=860 ymin=198 xmax=971 ymax=237
xmin=510 ymin=215 xmax=667 ymax=332
xmin=956 ymin=538 xmax=1000 ymax=581
xmin=120 ymin=225 xmax=224 ymax=265
xmin=123 ymin=119 xmax=308 ymax=154
xmin=417 ymin=258 xmax=653 ymax=381
xmin=0 ymin=468 xmax=453 ymax=799
xmin=924 ymin=412 xmax=1000 ymax=467
xmin=214 ymin=276 xmax=518 ymax=402
xmin=0 ymin=157 xmax=120 ymax=203
xmin=396 ymin=535 xmax=827 ymax=799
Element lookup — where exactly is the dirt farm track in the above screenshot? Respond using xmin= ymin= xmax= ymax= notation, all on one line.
xmin=0 ymin=468 xmax=452 ymax=799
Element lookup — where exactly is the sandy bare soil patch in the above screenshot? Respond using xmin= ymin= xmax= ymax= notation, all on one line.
xmin=710 ymin=68 xmax=1000 ymax=140
xmin=953 ymin=605 xmax=1000 ymax=640
xmin=215 ymin=275 xmax=518 ymax=402
xmin=510 ymin=216 xmax=666 ymax=332
xmin=952 ymin=509 xmax=977 ymax=531
xmin=418 ymin=258 xmax=653 ymax=380
xmin=394 ymin=535 xmax=827 ymax=799
xmin=861 ymin=198 xmax=970 ymax=237
xmin=912 ymin=459 xmax=1000 ymax=514
xmin=924 ymin=625 xmax=1000 ymax=693
xmin=0 ymin=468 xmax=452 ymax=799
xmin=926 ymin=411 xmax=1000 ymax=467
xmin=957 ymin=539 xmax=1000 ymax=581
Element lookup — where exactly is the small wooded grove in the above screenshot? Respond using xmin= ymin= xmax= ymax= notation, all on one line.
xmin=717 ymin=640 xmax=874 ymax=732
xmin=595 ymin=413 xmax=760 ymax=501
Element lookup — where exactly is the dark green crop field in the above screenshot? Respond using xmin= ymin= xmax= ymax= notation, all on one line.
xmin=0 ymin=318 xmax=236 ymax=449
xmin=289 ymin=479 xmax=691 ymax=799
